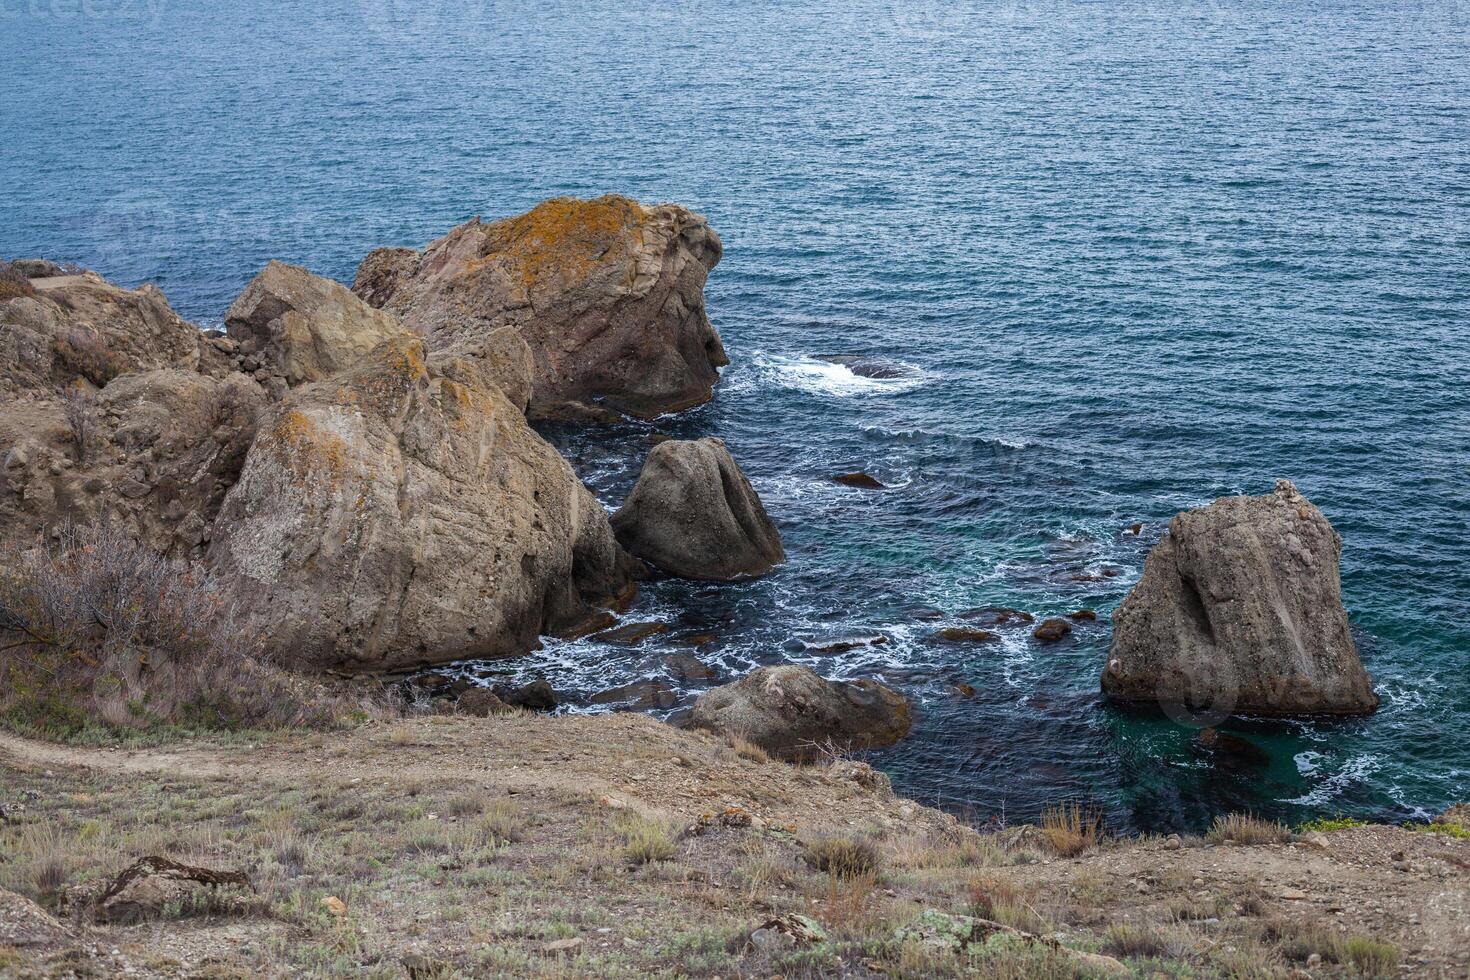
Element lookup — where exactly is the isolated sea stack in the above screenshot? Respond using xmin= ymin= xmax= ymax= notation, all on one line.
xmin=690 ymin=665 xmax=912 ymax=760
xmin=612 ymin=437 xmax=784 ymax=581
xmin=1103 ymin=481 xmax=1378 ymax=717
xmin=352 ymin=195 xmax=728 ymax=421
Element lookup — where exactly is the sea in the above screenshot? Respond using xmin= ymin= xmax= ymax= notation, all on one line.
xmin=2 ymin=0 xmax=1467 ymax=833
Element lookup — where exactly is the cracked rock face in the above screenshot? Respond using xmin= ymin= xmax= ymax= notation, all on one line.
xmin=207 ymin=335 xmax=636 ymax=672
xmin=352 ymin=195 xmax=728 ymax=421
xmin=1103 ymin=481 xmax=1378 ymax=717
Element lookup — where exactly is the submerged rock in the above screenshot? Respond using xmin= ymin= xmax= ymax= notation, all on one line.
xmin=207 ymin=336 xmax=636 ymax=671
xmin=1103 ymin=481 xmax=1378 ymax=717
xmin=932 ymin=627 xmax=999 ymax=644
xmin=832 ymin=471 xmax=885 ymax=489
xmin=1032 ymin=618 xmax=1073 ymax=643
xmin=689 ymin=664 xmax=911 ymax=760
xmin=353 ymin=195 xmax=727 ymax=420
xmin=593 ymin=621 xmax=670 ymax=645
xmin=1193 ymin=728 xmax=1271 ymax=771
xmin=800 ymin=633 xmax=889 ymax=655
xmin=612 ymin=438 xmax=784 ymax=581
xmin=663 ymin=653 xmax=715 ymax=681
xmin=959 ymin=607 xmax=1035 ymax=627
xmin=817 ymin=354 xmax=919 ymax=380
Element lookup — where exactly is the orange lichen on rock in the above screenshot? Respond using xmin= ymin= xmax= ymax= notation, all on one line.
xmin=270 ymin=409 xmax=350 ymax=488
xmin=483 ymin=195 xmax=645 ymax=292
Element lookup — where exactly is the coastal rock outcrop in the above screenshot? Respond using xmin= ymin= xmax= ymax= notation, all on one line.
xmin=225 ymin=261 xmax=410 ymax=392
xmin=207 ymin=335 xmax=636 ymax=672
xmin=1 ymin=266 xmax=265 ymax=555
xmin=352 ymin=196 xmax=727 ymax=420
xmin=611 ymin=437 xmax=783 ymax=580
xmin=1103 ymin=481 xmax=1378 ymax=717
xmin=1 ymin=268 xmax=226 ymax=397
xmin=690 ymin=665 xmax=911 ymax=760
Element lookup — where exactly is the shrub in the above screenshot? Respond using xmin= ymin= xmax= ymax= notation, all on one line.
xmin=52 ymin=327 xmax=126 ymax=387
xmin=0 ymin=261 xmax=36 ymax=301
xmin=1039 ymin=802 xmax=1100 ymax=857
xmin=1298 ymin=815 xmax=1367 ymax=833
xmin=1344 ymin=936 xmax=1400 ymax=977
xmin=618 ymin=814 xmax=677 ymax=866
xmin=802 ymin=835 xmax=881 ymax=879
xmin=0 ymin=522 xmax=351 ymax=738
xmin=1206 ymin=813 xmax=1292 ymax=845
xmin=61 ymin=387 xmax=96 ymax=461
xmin=1103 ymin=922 xmax=1167 ymax=959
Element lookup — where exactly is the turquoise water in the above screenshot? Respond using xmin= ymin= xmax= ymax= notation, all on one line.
xmin=3 ymin=0 xmax=1467 ymax=831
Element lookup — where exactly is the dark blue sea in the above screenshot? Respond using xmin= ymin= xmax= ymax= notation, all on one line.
xmin=3 ymin=0 xmax=1467 ymax=832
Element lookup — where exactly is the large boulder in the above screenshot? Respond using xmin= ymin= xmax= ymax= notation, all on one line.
xmin=225 ymin=261 xmax=410 ymax=391
xmin=690 ymin=665 xmax=912 ymax=760
xmin=352 ymin=195 xmax=728 ymax=420
xmin=207 ymin=335 xmax=637 ymax=672
xmin=1102 ymin=481 xmax=1378 ymax=717
xmin=611 ymin=437 xmax=783 ymax=580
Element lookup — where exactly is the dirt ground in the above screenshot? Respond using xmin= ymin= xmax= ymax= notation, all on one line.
xmin=0 ymin=713 xmax=1465 ymax=978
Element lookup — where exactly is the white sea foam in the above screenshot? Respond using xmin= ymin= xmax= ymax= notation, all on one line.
xmin=1284 ymin=753 xmax=1380 ymax=806
xmin=756 ymin=353 xmax=926 ymax=398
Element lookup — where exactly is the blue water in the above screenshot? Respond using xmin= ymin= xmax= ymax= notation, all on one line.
xmin=3 ymin=0 xmax=1468 ymax=832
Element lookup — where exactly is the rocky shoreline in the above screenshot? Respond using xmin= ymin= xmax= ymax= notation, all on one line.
xmin=1 ymin=194 xmax=1386 ymax=753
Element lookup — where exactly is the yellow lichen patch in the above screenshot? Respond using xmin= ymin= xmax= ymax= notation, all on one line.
xmin=483 ymin=195 xmax=644 ymax=292
xmin=270 ymin=409 xmax=350 ymax=489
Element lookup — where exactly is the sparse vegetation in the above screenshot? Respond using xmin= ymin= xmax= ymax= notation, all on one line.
xmin=1103 ymin=921 xmax=1167 ymax=959
xmin=0 ymin=260 xmax=36 ymax=300
xmin=1298 ymin=814 xmax=1368 ymax=833
xmin=1039 ymin=801 xmax=1100 ymax=857
xmin=1206 ymin=812 xmax=1292 ymax=845
xmin=1405 ymin=820 xmax=1470 ymax=839
xmin=1344 ymin=935 xmax=1401 ymax=977
xmin=0 ymin=522 xmax=358 ymax=739
xmin=802 ymin=834 xmax=881 ymax=879
xmin=51 ymin=326 xmax=125 ymax=387
xmin=618 ymin=813 xmax=678 ymax=865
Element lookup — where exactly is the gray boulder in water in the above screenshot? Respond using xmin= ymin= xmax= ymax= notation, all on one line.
xmin=690 ymin=665 xmax=911 ymax=759
xmin=1102 ymin=481 xmax=1377 ymax=717
xmin=612 ymin=437 xmax=783 ymax=581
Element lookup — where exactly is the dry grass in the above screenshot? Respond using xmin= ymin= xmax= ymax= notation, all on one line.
xmin=1038 ymin=802 xmax=1100 ymax=857
xmin=802 ymin=834 xmax=881 ymax=880
xmin=1103 ymin=921 xmax=1168 ymax=959
xmin=1206 ymin=812 xmax=1292 ymax=845
xmin=728 ymin=735 xmax=770 ymax=763
xmin=0 ymin=523 xmax=363 ymax=740
xmin=618 ymin=814 xmax=678 ymax=866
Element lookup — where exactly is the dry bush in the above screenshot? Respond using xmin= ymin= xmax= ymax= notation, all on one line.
xmin=52 ymin=327 xmax=125 ymax=387
xmin=61 ymin=387 xmax=96 ymax=461
xmin=802 ymin=835 xmax=881 ymax=880
xmin=0 ymin=261 xmax=36 ymax=301
xmin=0 ymin=522 xmax=356 ymax=738
xmin=1206 ymin=812 xmax=1291 ymax=845
xmin=1038 ymin=802 xmax=1100 ymax=857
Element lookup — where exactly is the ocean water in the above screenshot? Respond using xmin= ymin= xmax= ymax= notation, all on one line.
xmin=3 ymin=0 xmax=1467 ymax=832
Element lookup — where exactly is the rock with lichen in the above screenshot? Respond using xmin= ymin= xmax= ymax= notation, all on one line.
xmin=352 ymin=195 xmax=727 ymax=420
xmin=225 ymin=261 xmax=411 ymax=390
xmin=207 ymin=335 xmax=637 ymax=672
xmin=1103 ymin=481 xmax=1377 ymax=717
